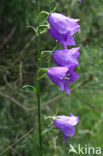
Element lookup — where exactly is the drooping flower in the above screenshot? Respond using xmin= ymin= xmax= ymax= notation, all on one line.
xmin=78 ymin=0 xmax=81 ymax=2
xmin=53 ymin=113 xmax=79 ymax=141
xmin=48 ymin=13 xmax=80 ymax=48
xmin=48 ymin=65 xmax=79 ymax=95
xmin=52 ymin=47 xmax=80 ymax=66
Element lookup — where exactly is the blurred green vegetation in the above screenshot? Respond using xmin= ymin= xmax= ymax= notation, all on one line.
xmin=0 ymin=0 xmax=103 ymax=155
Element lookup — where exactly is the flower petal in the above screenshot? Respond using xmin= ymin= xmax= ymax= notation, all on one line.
xmin=64 ymin=135 xmax=67 ymax=141
xmin=53 ymin=114 xmax=79 ymax=141
xmin=49 ymin=13 xmax=80 ymax=35
xmin=52 ymin=47 xmax=80 ymax=66
xmin=48 ymin=28 xmax=76 ymax=47
xmin=48 ymin=13 xmax=80 ymax=47
xmin=64 ymin=85 xmax=71 ymax=95
xmin=63 ymin=125 xmax=75 ymax=137
xmin=48 ymin=67 xmax=68 ymax=91
xmin=68 ymin=114 xmax=79 ymax=126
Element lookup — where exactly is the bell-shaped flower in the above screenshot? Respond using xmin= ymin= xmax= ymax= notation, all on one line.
xmin=48 ymin=64 xmax=79 ymax=95
xmin=48 ymin=13 xmax=80 ymax=48
xmin=52 ymin=47 xmax=80 ymax=66
xmin=53 ymin=113 xmax=79 ymax=141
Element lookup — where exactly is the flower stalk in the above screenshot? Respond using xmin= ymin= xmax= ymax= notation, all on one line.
xmin=37 ymin=0 xmax=42 ymax=155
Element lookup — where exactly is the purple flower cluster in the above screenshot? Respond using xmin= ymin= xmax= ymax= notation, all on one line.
xmin=47 ymin=12 xmax=80 ymax=140
xmin=48 ymin=13 xmax=80 ymax=95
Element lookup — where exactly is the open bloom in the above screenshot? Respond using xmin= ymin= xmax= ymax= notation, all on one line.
xmin=48 ymin=13 xmax=80 ymax=48
xmin=48 ymin=65 xmax=79 ymax=95
xmin=52 ymin=47 xmax=80 ymax=66
xmin=53 ymin=113 xmax=79 ymax=141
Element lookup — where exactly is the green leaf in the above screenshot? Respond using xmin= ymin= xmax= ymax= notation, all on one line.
xmin=38 ymin=10 xmax=49 ymax=19
xmin=23 ymin=85 xmax=37 ymax=93
xmin=26 ymin=26 xmax=37 ymax=34
xmin=41 ymin=50 xmax=52 ymax=57
xmin=39 ymin=73 xmax=47 ymax=80
xmin=42 ymin=127 xmax=54 ymax=136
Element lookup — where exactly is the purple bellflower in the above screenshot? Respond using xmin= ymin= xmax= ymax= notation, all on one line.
xmin=78 ymin=0 xmax=81 ymax=2
xmin=48 ymin=64 xmax=79 ymax=95
xmin=48 ymin=13 xmax=80 ymax=48
xmin=53 ymin=113 xmax=79 ymax=141
xmin=52 ymin=47 xmax=80 ymax=66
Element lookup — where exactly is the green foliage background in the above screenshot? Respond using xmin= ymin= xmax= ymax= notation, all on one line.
xmin=0 ymin=0 xmax=103 ymax=155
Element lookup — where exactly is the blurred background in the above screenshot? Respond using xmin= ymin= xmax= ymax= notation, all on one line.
xmin=0 ymin=0 xmax=103 ymax=155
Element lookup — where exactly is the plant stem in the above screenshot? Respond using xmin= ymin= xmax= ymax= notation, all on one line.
xmin=37 ymin=0 xmax=42 ymax=155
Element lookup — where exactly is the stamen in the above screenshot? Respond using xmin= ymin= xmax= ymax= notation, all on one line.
xmin=64 ymin=76 xmax=70 ymax=80
xmin=66 ymin=73 xmax=70 ymax=76
xmin=64 ymin=73 xmax=71 ymax=80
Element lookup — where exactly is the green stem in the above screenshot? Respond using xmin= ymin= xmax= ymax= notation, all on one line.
xmin=37 ymin=0 xmax=42 ymax=155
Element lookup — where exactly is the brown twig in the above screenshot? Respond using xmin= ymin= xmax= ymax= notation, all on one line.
xmin=28 ymin=73 xmax=93 ymax=112
xmin=0 ymin=74 xmax=93 ymax=113
xmin=0 ymin=27 xmax=16 ymax=49
xmin=0 ymin=91 xmax=29 ymax=112
xmin=0 ymin=127 xmax=34 ymax=155
xmin=0 ymin=75 xmax=93 ymax=155
xmin=91 ymin=119 xmax=103 ymax=135
xmin=10 ymin=147 xmax=22 ymax=156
